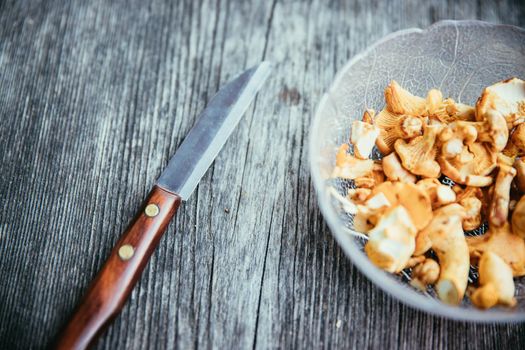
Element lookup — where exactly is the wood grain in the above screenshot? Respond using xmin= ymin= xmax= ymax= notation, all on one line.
xmin=55 ymin=186 xmax=181 ymax=350
xmin=0 ymin=0 xmax=524 ymax=349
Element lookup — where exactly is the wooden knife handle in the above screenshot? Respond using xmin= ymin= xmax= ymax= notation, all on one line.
xmin=55 ymin=185 xmax=181 ymax=350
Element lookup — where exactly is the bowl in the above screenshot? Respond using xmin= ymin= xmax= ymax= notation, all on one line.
xmin=310 ymin=20 xmax=525 ymax=322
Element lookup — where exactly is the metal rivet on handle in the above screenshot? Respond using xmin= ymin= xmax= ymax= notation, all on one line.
xmin=145 ymin=203 xmax=159 ymax=217
xmin=118 ymin=244 xmax=135 ymax=261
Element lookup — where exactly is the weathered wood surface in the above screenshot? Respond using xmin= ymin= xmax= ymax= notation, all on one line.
xmin=0 ymin=0 xmax=524 ymax=348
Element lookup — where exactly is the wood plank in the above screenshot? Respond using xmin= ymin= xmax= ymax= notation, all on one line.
xmin=0 ymin=0 xmax=524 ymax=349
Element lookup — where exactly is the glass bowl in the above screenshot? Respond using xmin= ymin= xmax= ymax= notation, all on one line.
xmin=310 ymin=20 xmax=525 ymax=322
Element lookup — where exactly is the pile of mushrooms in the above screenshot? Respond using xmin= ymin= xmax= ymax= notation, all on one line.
xmin=332 ymin=78 xmax=525 ymax=308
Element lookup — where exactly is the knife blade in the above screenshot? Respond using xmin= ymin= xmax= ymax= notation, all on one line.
xmin=55 ymin=62 xmax=271 ymax=350
xmin=158 ymin=61 xmax=271 ymax=199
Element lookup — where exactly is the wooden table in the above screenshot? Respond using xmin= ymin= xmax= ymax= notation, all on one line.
xmin=1 ymin=0 xmax=524 ymax=348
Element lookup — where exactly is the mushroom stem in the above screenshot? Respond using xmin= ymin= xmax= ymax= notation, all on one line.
xmin=471 ymin=251 xmax=516 ymax=309
xmin=488 ymin=164 xmax=516 ymax=227
xmin=415 ymin=204 xmax=469 ymax=305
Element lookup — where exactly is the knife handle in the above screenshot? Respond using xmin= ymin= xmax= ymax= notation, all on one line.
xmin=55 ymin=185 xmax=181 ymax=350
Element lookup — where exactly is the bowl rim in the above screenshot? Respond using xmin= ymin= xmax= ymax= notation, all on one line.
xmin=309 ymin=19 xmax=525 ymax=323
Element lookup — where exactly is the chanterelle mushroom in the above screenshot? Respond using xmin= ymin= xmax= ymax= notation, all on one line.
xmin=374 ymin=109 xmax=423 ymax=155
xmin=350 ymin=120 xmax=380 ymax=159
xmin=384 ymin=80 xmax=427 ymax=116
xmin=438 ymin=142 xmax=497 ymax=186
xmin=371 ymin=181 xmax=433 ymax=230
xmin=513 ymin=158 xmax=525 ymax=193
xmin=503 ymin=123 xmax=525 ymax=157
xmin=353 ymin=192 xmax=391 ymax=233
xmin=382 ymin=153 xmax=416 ymax=183
xmin=364 ymin=205 xmax=417 ymax=273
xmin=512 ymin=195 xmax=525 ymax=239
xmin=410 ymin=258 xmax=440 ymax=291
xmin=354 ymin=162 xmax=385 ymax=188
xmin=456 ymin=110 xmax=509 ymax=152
xmin=438 ymin=121 xmax=477 ymax=159
xmin=415 ymin=204 xmax=469 ymax=305
xmin=361 ymin=109 xmax=375 ymax=124
xmin=332 ymin=144 xmax=374 ymax=179
xmin=454 ymin=186 xmax=484 ymax=231
xmin=467 ymin=222 xmax=525 ymax=277
xmin=416 ymin=178 xmax=456 ymax=209
xmin=444 ymin=100 xmax=476 ymax=122
xmin=476 ymin=77 xmax=525 ymax=127
xmin=394 ymin=124 xmax=442 ymax=178
xmin=471 ymin=251 xmax=516 ymax=309
xmin=414 ymin=203 xmax=466 ymax=255
xmin=488 ymin=164 xmax=516 ymax=227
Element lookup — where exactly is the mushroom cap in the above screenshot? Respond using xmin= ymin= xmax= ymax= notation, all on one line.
xmin=482 ymin=110 xmax=509 ymax=152
xmin=476 ymin=77 xmax=525 ymax=126
xmin=374 ymin=109 xmax=423 ymax=155
xmin=471 ymin=251 xmax=516 ymax=308
xmin=332 ymin=144 xmax=374 ymax=179
xmin=445 ymin=101 xmax=476 ymax=122
xmin=351 ymin=120 xmax=380 ymax=159
xmin=364 ymin=205 xmax=417 ymax=273
xmin=371 ymin=181 xmax=433 ymax=230
xmin=382 ymin=152 xmax=416 ymax=183
xmin=416 ymin=178 xmax=456 ymax=209
xmin=459 ymin=196 xmax=482 ymax=231
xmin=394 ymin=124 xmax=442 ymax=178
xmin=384 ymin=80 xmax=427 ymax=116
xmin=467 ymin=222 xmax=525 ymax=277
xmin=507 ymin=123 xmax=525 ymax=156
xmin=438 ymin=142 xmax=497 ymax=186
xmin=411 ymin=258 xmax=440 ymax=286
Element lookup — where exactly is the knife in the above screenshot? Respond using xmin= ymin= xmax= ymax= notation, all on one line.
xmin=55 ymin=62 xmax=271 ymax=350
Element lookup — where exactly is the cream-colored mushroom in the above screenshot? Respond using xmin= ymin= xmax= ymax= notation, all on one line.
xmin=394 ymin=124 xmax=442 ymax=178
xmin=415 ymin=204 xmax=469 ymax=305
xmin=470 ymin=251 xmax=516 ymax=309
xmin=364 ymin=205 xmax=418 ymax=273
xmin=382 ymin=153 xmax=416 ymax=183
xmin=512 ymin=195 xmax=525 ymax=239
xmin=374 ymin=108 xmax=423 ymax=155
xmin=332 ymin=144 xmax=374 ymax=179
xmin=350 ymin=120 xmax=380 ymax=159
xmin=410 ymin=258 xmax=440 ymax=291
xmin=476 ymin=77 xmax=525 ymax=128
xmin=467 ymin=222 xmax=525 ymax=277
xmin=353 ymin=192 xmax=392 ymax=233
xmin=371 ymin=181 xmax=433 ymax=230
xmin=488 ymin=164 xmax=516 ymax=227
